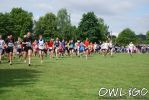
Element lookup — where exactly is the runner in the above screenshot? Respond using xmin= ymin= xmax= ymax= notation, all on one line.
xmin=16 ymin=37 xmax=23 ymax=59
xmin=69 ymin=39 xmax=75 ymax=56
xmin=22 ymin=32 xmax=33 ymax=66
xmin=65 ymin=41 xmax=69 ymax=56
xmin=32 ymin=40 xmax=38 ymax=56
xmin=54 ymin=38 xmax=60 ymax=58
xmin=89 ymin=42 xmax=94 ymax=55
xmin=93 ymin=42 xmax=97 ymax=53
xmin=108 ymin=40 xmax=113 ymax=56
xmin=44 ymin=41 xmax=48 ymax=57
xmin=100 ymin=41 xmax=109 ymax=56
xmin=5 ymin=34 xmax=14 ymax=65
xmin=76 ymin=40 xmax=80 ymax=56
xmin=5 ymin=35 xmax=10 ymax=62
xmin=59 ymin=42 xmax=64 ymax=57
xmin=61 ymin=39 xmax=65 ymax=57
xmin=38 ymin=35 xmax=45 ymax=64
xmin=84 ymin=38 xmax=89 ymax=60
xmin=79 ymin=41 xmax=85 ymax=57
xmin=0 ymin=35 xmax=5 ymax=63
xmin=128 ymin=42 xmax=135 ymax=56
xmin=48 ymin=38 xmax=54 ymax=58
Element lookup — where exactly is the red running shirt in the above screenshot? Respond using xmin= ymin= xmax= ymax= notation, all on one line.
xmin=48 ymin=41 xmax=54 ymax=48
xmin=84 ymin=40 xmax=89 ymax=47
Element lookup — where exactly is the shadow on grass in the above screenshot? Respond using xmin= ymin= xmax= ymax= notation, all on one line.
xmin=0 ymin=68 xmax=42 ymax=94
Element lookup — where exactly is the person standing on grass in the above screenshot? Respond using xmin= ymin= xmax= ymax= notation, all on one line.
xmin=65 ymin=41 xmax=70 ymax=56
xmin=38 ymin=35 xmax=45 ymax=64
xmin=89 ymin=42 xmax=94 ymax=55
xmin=22 ymin=35 xmax=27 ymax=61
xmin=5 ymin=34 xmax=15 ymax=65
xmin=48 ymin=38 xmax=54 ymax=58
xmin=108 ymin=40 xmax=113 ymax=56
xmin=76 ymin=40 xmax=80 ymax=56
xmin=32 ymin=40 xmax=38 ymax=56
xmin=5 ymin=35 xmax=10 ymax=62
xmin=128 ymin=42 xmax=135 ymax=56
xmin=61 ymin=39 xmax=66 ymax=57
xmin=0 ymin=35 xmax=5 ymax=64
xmin=101 ymin=41 xmax=109 ymax=56
xmin=69 ymin=39 xmax=75 ymax=57
xmin=147 ymin=44 xmax=149 ymax=53
xmin=84 ymin=38 xmax=89 ymax=60
xmin=15 ymin=37 xmax=23 ymax=59
xmin=22 ymin=32 xmax=33 ymax=66
xmin=58 ymin=42 xmax=64 ymax=57
xmin=93 ymin=42 xmax=97 ymax=53
xmin=44 ymin=41 xmax=48 ymax=57
xmin=54 ymin=38 xmax=60 ymax=58
xmin=79 ymin=41 xmax=85 ymax=57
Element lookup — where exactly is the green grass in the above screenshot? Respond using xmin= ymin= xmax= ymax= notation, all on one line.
xmin=0 ymin=54 xmax=149 ymax=100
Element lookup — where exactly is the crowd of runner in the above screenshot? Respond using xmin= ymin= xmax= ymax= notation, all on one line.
xmin=0 ymin=32 xmax=149 ymax=66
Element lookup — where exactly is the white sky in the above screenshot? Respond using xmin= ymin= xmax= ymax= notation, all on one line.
xmin=0 ymin=0 xmax=149 ymax=35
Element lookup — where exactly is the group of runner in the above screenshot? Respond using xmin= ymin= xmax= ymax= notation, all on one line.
xmin=0 ymin=32 xmax=136 ymax=66
xmin=0 ymin=32 xmax=33 ymax=66
xmin=0 ymin=32 xmax=96 ymax=66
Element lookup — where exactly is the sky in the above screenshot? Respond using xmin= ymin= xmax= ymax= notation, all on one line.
xmin=0 ymin=0 xmax=149 ymax=36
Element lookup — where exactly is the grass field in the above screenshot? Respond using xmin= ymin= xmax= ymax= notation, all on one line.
xmin=0 ymin=54 xmax=149 ymax=100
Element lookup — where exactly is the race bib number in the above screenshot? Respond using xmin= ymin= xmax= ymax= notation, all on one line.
xmin=70 ymin=44 xmax=73 ymax=48
xmin=26 ymin=42 xmax=32 ymax=47
xmin=39 ymin=44 xmax=44 ymax=47
xmin=0 ymin=44 xmax=2 ymax=49
xmin=49 ymin=47 xmax=53 ymax=49
xmin=17 ymin=45 xmax=21 ymax=48
xmin=39 ymin=45 xmax=44 ymax=49
xmin=8 ymin=42 xmax=14 ymax=47
xmin=0 ymin=42 xmax=2 ymax=48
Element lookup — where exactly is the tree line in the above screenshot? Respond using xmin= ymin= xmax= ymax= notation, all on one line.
xmin=0 ymin=7 xmax=149 ymax=46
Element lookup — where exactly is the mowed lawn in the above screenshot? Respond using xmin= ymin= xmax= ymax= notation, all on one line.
xmin=0 ymin=54 xmax=149 ymax=100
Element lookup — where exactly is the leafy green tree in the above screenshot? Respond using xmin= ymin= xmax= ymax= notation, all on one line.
xmin=35 ymin=13 xmax=57 ymax=38
xmin=0 ymin=13 xmax=14 ymax=39
xmin=110 ymin=35 xmax=117 ymax=44
xmin=98 ymin=18 xmax=109 ymax=41
xmin=57 ymin=8 xmax=75 ymax=40
xmin=78 ymin=12 xmax=108 ymax=42
xmin=63 ymin=26 xmax=78 ymax=41
xmin=116 ymin=28 xmax=138 ymax=46
xmin=57 ymin=8 xmax=71 ymax=33
xmin=146 ymin=31 xmax=149 ymax=44
xmin=136 ymin=34 xmax=146 ymax=44
xmin=10 ymin=8 xmax=33 ymax=38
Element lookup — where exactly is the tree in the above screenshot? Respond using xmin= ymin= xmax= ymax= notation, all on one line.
xmin=146 ymin=31 xmax=149 ymax=44
xmin=57 ymin=8 xmax=75 ymax=40
xmin=78 ymin=12 xmax=108 ymax=42
xmin=116 ymin=28 xmax=138 ymax=46
xmin=63 ymin=25 xmax=78 ymax=41
xmin=136 ymin=34 xmax=146 ymax=44
xmin=0 ymin=13 xmax=14 ymax=39
xmin=10 ymin=8 xmax=33 ymax=38
xmin=57 ymin=8 xmax=71 ymax=33
xmin=35 ymin=13 xmax=57 ymax=38
xmin=110 ymin=35 xmax=117 ymax=44
xmin=98 ymin=18 xmax=109 ymax=41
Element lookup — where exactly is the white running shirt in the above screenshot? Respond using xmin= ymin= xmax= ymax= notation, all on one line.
xmin=0 ymin=39 xmax=5 ymax=49
xmin=38 ymin=39 xmax=45 ymax=50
